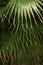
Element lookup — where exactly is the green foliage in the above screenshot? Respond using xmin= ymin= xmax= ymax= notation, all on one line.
xmin=0 ymin=0 xmax=43 ymax=65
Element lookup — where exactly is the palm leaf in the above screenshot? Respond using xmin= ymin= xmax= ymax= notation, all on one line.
xmin=0 ymin=0 xmax=43 ymax=65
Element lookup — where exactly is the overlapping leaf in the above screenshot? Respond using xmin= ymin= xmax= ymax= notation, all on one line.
xmin=0 ymin=0 xmax=43 ymax=65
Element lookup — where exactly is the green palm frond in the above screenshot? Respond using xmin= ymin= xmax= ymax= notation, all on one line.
xmin=0 ymin=0 xmax=43 ymax=22
xmin=0 ymin=0 xmax=43 ymax=65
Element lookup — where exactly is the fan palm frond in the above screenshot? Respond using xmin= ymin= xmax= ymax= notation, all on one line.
xmin=0 ymin=0 xmax=43 ymax=65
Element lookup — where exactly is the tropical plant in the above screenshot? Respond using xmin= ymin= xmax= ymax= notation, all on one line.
xmin=0 ymin=0 xmax=43 ymax=65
